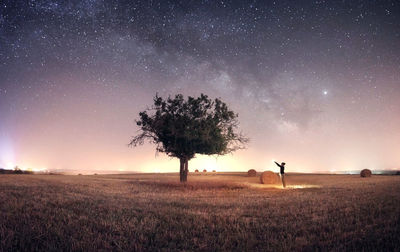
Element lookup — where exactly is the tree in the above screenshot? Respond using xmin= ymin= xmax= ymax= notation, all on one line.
xmin=129 ymin=93 xmax=248 ymax=182
xmin=14 ymin=166 xmax=23 ymax=174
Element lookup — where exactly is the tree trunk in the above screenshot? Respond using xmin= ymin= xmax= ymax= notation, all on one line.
xmin=183 ymin=159 xmax=189 ymax=182
xmin=179 ymin=157 xmax=189 ymax=182
xmin=179 ymin=158 xmax=185 ymax=182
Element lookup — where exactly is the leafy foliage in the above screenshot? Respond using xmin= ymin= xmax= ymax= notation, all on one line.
xmin=129 ymin=93 xmax=248 ymax=160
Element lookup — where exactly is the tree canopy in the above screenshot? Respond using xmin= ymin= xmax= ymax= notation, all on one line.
xmin=129 ymin=93 xmax=248 ymax=182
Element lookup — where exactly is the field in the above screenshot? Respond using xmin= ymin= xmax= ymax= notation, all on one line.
xmin=1 ymin=173 xmax=399 ymax=251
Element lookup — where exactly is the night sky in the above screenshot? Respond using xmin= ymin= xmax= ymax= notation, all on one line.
xmin=1 ymin=0 xmax=399 ymax=173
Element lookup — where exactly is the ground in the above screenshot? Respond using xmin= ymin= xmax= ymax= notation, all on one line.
xmin=0 ymin=173 xmax=399 ymax=251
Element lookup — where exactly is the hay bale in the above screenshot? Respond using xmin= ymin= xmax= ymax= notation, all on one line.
xmin=260 ymin=171 xmax=280 ymax=184
xmin=194 ymin=169 xmax=199 ymax=173
xmin=212 ymin=170 xmax=216 ymax=173
xmin=360 ymin=169 xmax=372 ymax=177
xmin=247 ymin=169 xmax=257 ymax=177
xmin=203 ymin=169 xmax=207 ymax=173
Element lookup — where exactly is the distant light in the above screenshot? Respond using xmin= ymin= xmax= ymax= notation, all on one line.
xmin=32 ymin=167 xmax=48 ymax=172
xmin=323 ymin=90 xmax=328 ymax=95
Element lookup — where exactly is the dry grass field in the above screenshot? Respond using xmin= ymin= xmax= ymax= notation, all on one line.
xmin=1 ymin=173 xmax=399 ymax=251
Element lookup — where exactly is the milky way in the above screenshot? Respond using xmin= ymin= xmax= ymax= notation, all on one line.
xmin=1 ymin=1 xmax=399 ymax=173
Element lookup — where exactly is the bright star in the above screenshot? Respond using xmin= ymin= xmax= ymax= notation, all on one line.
xmin=323 ymin=90 xmax=328 ymax=95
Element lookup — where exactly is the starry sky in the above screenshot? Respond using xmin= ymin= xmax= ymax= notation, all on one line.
xmin=1 ymin=0 xmax=399 ymax=174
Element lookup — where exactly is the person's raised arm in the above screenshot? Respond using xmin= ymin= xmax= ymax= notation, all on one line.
xmin=274 ymin=161 xmax=282 ymax=168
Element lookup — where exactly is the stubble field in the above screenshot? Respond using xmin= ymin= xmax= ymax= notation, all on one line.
xmin=0 ymin=173 xmax=399 ymax=251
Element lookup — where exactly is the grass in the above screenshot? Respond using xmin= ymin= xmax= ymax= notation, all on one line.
xmin=0 ymin=173 xmax=399 ymax=251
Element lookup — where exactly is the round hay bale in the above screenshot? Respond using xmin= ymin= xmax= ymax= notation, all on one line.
xmin=247 ymin=169 xmax=257 ymax=177
xmin=260 ymin=171 xmax=280 ymax=184
xmin=194 ymin=169 xmax=199 ymax=173
xmin=212 ymin=170 xmax=216 ymax=173
xmin=360 ymin=169 xmax=372 ymax=177
xmin=203 ymin=169 xmax=207 ymax=173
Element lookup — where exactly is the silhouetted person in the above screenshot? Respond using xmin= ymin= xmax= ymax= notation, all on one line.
xmin=274 ymin=161 xmax=286 ymax=188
